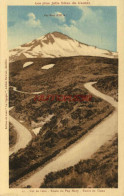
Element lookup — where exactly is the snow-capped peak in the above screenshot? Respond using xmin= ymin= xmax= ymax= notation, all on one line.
xmin=9 ymin=32 xmax=118 ymax=62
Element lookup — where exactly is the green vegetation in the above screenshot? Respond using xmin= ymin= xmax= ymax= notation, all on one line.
xmin=9 ymin=56 xmax=118 ymax=93
xmin=94 ymin=75 xmax=118 ymax=101
xmin=9 ymin=122 xmax=17 ymax=148
xmin=41 ymin=134 xmax=118 ymax=188
xmin=9 ymin=85 xmax=114 ymax=184
xmin=39 ymin=73 xmax=118 ymax=189
xmin=9 ymin=56 xmax=118 ymax=186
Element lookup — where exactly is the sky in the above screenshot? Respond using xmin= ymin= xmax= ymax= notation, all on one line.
xmin=8 ymin=6 xmax=117 ymax=51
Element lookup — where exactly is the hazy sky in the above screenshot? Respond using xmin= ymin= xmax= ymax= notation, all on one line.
xmin=8 ymin=6 xmax=117 ymax=51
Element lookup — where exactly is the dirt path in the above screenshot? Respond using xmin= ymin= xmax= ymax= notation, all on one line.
xmin=16 ymin=82 xmax=117 ymax=188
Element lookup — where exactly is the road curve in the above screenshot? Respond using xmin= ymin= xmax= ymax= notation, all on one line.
xmin=10 ymin=86 xmax=43 ymax=95
xmin=9 ymin=115 xmax=32 ymax=156
xmin=84 ymin=82 xmax=117 ymax=108
xmin=15 ymin=82 xmax=118 ymax=188
xmin=9 ymin=85 xmax=42 ymax=155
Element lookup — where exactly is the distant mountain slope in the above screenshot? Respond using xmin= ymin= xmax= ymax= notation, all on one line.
xmin=9 ymin=32 xmax=117 ymax=62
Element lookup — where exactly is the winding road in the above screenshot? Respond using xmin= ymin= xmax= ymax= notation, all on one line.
xmin=10 ymin=86 xmax=43 ymax=95
xmin=9 ymin=115 xmax=32 ymax=156
xmin=9 ymin=86 xmax=43 ymax=155
xmin=12 ymin=82 xmax=117 ymax=188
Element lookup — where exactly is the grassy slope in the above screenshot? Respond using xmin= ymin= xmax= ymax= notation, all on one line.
xmin=94 ymin=75 xmax=118 ymax=101
xmin=9 ymin=56 xmax=118 ymax=92
xmin=40 ymin=76 xmax=118 ymax=188
xmin=41 ymin=134 xmax=118 ymax=188
xmin=9 ymin=122 xmax=17 ymax=148
xmin=9 ymin=56 xmax=118 ymax=185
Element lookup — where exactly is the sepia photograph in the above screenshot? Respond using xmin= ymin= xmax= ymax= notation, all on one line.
xmin=8 ymin=6 xmax=118 ymax=189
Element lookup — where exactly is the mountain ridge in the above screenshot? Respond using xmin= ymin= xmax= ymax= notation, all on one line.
xmin=9 ymin=32 xmax=118 ymax=62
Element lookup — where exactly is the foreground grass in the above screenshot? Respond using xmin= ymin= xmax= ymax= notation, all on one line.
xmin=94 ymin=75 xmax=118 ymax=101
xmin=9 ymin=122 xmax=17 ymax=148
xmin=41 ymin=133 xmax=118 ymax=188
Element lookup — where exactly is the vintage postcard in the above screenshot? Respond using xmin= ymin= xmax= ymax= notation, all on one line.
xmin=0 ymin=0 xmax=124 ymax=195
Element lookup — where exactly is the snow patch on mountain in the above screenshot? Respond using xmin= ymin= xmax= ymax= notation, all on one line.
xmin=23 ymin=61 xmax=33 ymax=68
xmin=41 ymin=64 xmax=55 ymax=69
xmin=31 ymin=45 xmax=42 ymax=54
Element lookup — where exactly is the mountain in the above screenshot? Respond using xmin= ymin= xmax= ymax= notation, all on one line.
xmin=9 ymin=32 xmax=117 ymax=62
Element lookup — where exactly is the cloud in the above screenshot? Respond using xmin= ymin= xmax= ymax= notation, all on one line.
xmin=26 ymin=12 xmax=41 ymax=28
xmin=57 ymin=7 xmax=111 ymax=50
xmin=70 ymin=20 xmax=76 ymax=25
xmin=59 ymin=7 xmax=104 ymax=35
xmin=78 ymin=7 xmax=103 ymax=24
xmin=8 ymin=7 xmax=116 ymax=51
xmin=57 ymin=7 xmax=104 ymax=35
xmin=60 ymin=23 xmax=79 ymax=35
xmin=52 ymin=12 xmax=66 ymax=23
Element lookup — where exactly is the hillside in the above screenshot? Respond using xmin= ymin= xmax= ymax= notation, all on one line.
xmin=41 ymin=134 xmax=118 ymax=188
xmin=9 ymin=56 xmax=118 ymax=187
